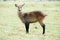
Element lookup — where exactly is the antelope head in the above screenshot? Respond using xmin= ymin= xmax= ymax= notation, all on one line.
xmin=15 ymin=3 xmax=25 ymax=12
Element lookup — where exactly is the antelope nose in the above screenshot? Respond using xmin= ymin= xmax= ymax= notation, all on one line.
xmin=19 ymin=10 xmax=21 ymax=11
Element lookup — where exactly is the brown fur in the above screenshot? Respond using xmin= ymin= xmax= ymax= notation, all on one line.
xmin=18 ymin=11 xmax=47 ymax=26
xmin=15 ymin=4 xmax=47 ymax=34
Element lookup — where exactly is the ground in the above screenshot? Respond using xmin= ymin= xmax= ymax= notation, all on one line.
xmin=0 ymin=1 xmax=60 ymax=40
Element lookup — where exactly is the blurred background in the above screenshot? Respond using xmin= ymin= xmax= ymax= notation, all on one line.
xmin=0 ymin=0 xmax=60 ymax=40
xmin=0 ymin=0 xmax=60 ymax=2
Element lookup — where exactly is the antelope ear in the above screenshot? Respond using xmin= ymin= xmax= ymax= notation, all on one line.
xmin=15 ymin=4 xmax=18 ymax=7
xmin=22 ymin=3 xmax=25 ymax=7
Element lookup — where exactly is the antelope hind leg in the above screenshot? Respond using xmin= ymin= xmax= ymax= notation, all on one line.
xmin=39 ymin=21 xmax=45 ymax=34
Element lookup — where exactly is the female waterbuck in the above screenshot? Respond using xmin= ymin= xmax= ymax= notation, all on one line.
xmin=15 ymin=3 xmax=47 ymax=34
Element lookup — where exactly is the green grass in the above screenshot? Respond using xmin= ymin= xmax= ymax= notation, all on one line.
xmin=0 ymin=2 xmax=60 ymax=40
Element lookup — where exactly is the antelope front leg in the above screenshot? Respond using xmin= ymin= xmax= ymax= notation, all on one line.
xmin=25 ymin=23 xmax=29 ymax=33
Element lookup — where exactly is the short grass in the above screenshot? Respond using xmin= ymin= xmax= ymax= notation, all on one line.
xmin=0 ymin=1 xmax=60 ymax=40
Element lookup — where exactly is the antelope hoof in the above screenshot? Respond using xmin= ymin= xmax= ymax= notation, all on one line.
xmin=26 ymin=31 xmax=29 ymax=34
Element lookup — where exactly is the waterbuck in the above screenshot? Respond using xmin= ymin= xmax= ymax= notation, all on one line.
xmin=15 ymin=3 xmax=47 ymax=34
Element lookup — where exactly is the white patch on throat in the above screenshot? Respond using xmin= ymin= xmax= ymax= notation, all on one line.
xmin=18 ymin=11 xmax=24 ymax=14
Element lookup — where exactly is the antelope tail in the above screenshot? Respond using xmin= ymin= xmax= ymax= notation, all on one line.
xmin=44 ymin=14 xmax=47 ymax=17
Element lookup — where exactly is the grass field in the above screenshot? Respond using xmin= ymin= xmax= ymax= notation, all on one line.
xmin=0 ymin=2 xmax=60 ymax=40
